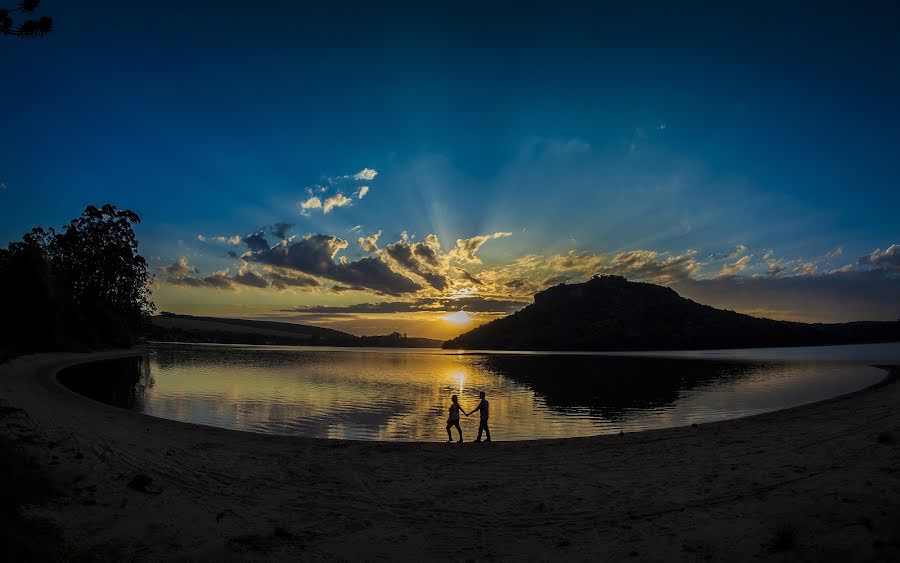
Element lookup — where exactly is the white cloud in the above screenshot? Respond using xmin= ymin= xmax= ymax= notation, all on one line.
xmin=323 ymin=193 xmax=351 ymax=214
xmin=353 ymin=168 xmax=378 ymax=181
xmin=300 ymin=196 xmax=322 ymax=216
xmin=357 ymin=185 xmax=370 ymax=199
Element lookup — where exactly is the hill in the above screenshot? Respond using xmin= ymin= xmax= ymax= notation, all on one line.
xmin=144 ymin=313 xmax=442 ymax=348
xmin=443 ymin=276 xmax=900 ymax=351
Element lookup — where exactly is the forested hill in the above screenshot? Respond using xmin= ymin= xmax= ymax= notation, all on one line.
xmin=144 ymin=313 xmax=443 ymax=348
xmin=442 ymin=276 xmax=900 ymax=351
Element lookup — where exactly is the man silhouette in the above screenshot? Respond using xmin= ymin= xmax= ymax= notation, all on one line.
xmin=469 ymin=391 xmax=491 ymax=442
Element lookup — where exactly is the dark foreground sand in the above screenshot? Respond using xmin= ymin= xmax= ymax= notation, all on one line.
xmin=2 ymin=351 xmax=899 ymax=561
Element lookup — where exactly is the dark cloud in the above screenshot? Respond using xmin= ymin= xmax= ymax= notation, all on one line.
xmin=542 ymin=273 xmax=570 ymax=287
xmin=458 ymin=269 xmax=483 ymax=286
xmin=243 ymin=231 xmax=270 ymax=252
xmin=158 ymin=257 xmax=197 ymax=277
xmin=270 ymin=222 xmax=294 ymax=240
xmin=859 ymin=244 xmax=900 ymax=271
xmin=710 ymin=245 xmax=748 ymax=260
xmin=232 ymin=269 xmax=269 ymax=288
xmin=226 ymin=250 xmax=239 ymax=259
xmin=159 ymin=257 xmax=271 ymax=291
xmin=331 ymin=284 xmax=364 ymax=293
xmin=167 ymin=272 xmax=234 ymax=290
xmin=251 ymin=235 xmax=421 ymax=296
xmin=269 ymin=270 xmax=321 ymax=290
xmin=383 ymin=241 xmax=448 ymax=291
xmin=505 ymin=279 xmax=527 ymax=289
xmin=413 ymin=243 xmax=439 ymax=266
xmin=281 ymin=296 xmax=529 ymax=315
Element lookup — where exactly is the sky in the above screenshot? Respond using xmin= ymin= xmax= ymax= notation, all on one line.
xmin=1 ymin=1 xmax=899 ymax=339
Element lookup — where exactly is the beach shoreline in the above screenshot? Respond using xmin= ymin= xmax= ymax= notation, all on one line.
xmin=2 ymin=350 xmax=899 ymax=560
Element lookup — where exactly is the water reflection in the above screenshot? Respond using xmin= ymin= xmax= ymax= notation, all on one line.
xmin=56 ymin=343 xmax=892 ymax=441
xmin=475 ymin=355 xmax=768 ymax=421
xmin=58 ymin=356 xmax=153 ymax=409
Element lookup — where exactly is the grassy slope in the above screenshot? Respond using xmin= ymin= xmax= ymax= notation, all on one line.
xmin=147 ymin=315 xmax=443 ymax=347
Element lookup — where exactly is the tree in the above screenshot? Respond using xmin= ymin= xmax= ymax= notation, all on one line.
xmin=0 ymin=204 xmax=155 ymax=354
xmin=1 ymin=0 xmax=52 ymax=38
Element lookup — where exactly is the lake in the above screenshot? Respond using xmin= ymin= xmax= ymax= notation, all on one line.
xmin=58 ymin=342 xmax=900 ymax=442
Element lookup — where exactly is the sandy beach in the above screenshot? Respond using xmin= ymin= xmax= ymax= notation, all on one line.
xmin=2 ymin=350 xmax=899 ymax=561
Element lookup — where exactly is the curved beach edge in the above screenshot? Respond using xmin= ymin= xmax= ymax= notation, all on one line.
xmin=2 ymin=350 xmax=899 ymax=561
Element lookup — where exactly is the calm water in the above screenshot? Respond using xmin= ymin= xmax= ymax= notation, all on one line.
xmin=58 ymin=342 xmax=899 ymax=442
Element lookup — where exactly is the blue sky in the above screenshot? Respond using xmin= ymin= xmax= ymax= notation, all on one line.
xmin=1 ymin=1 xmax=898 ymax=337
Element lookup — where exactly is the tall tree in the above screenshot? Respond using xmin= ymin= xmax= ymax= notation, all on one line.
xmin=0 ymin=205 xmax=154 ymax=354
xmin=1 ymin=0 xmax=52 ymax=38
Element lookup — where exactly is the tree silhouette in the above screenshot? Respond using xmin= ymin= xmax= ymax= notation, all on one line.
xmin=0 ymin=205 xmax=155 ymax=354
xmin=1 ymin=0 xmax=52 ymax=38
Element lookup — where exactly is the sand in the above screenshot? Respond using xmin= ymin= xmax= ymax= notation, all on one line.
xmin=1 ymin=350 xmax=899 ymax=561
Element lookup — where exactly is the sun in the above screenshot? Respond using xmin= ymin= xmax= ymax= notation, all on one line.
xmin=442 ymin=311 xmax=473 ymax=325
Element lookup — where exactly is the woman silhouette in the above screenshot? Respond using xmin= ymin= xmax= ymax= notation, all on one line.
xmin=446 ymin=394 xmax=468 ymax=443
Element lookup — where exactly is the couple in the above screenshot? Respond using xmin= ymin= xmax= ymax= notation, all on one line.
xmin=447 ymin=392 xmax=491 ymax=443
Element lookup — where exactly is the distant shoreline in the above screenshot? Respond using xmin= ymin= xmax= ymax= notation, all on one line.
xmin=2 ymin=351 xmax=899 ymax=560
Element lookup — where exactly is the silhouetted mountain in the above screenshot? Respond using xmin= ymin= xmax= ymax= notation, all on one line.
xmin=144 ymin=313 xmax=443 ymax=348
xmin=443 ymin=276 xmax=900 ymax=351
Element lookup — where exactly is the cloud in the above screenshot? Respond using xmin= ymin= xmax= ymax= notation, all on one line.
xmin=300 ymin=196 xmax=322 ymax=215
xmin=547 ymin=250 xmax=605 ymax=272
xmin=860 ymin=244 xmax=900 ymax=271
xmin=232 ymin=269 xmax=269 ymax=288
xmin=383 ymin=239 xmax=449 ymax=290
xmin=281 ymin=296 xmax=529 ymax=316
xmin=448 ymin=232 xmax=512 ymax=264
xmin=542 ymin=273 xmax=570 ymax=287
xmin=197 ymin=234 xmax=241 ymax=245
xmin=251 ymin=234 xmax=421 ymax=295
xmin=353 ymin=168 xmax=378 ymax=181
xmin=357 ymin=230 xmax=382 ymax=253
xmin=242 ymin=231 xmax=270 ymax=252
xmin=167 ymin=271 xmax=235 ymax=290
xmin=710 ymin=245 xmax=748 ymax=260
xmin=356 ymin=185 xmax=370 ymax=199
xmin=158 ymin=257 xmax=198 ymax=277
xmin=323 ymin=193 xmax=351 ymax=214
xmin=593 ymin=250 xmax=701 ymax=284
xmin=268 ymin=269 xmax=321 ymax=290
xmin=825 ymin=246 xmax=844 ymax=259
xmin=716 ymin=255 xmax=752 ymax=277
xmin=159 ymin=257 xmax=270 ymax=291
xmin=505 ymin=279 xmax=527 ymax=290
xmin=457 ymin=269 xmax=483 ymax=286
xmin=271 ymin=222 xmax=294 ymax=239
xmin=792 ymin=262 xmax=818 ymax=277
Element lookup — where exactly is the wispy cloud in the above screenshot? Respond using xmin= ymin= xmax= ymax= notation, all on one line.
xmin=197 ymin=234 xmax=241 ymax=245
xmin=825 ymin=246 xmax=844 ymax=259
xmin=448 ymin=232 xmax=512 ymax=264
